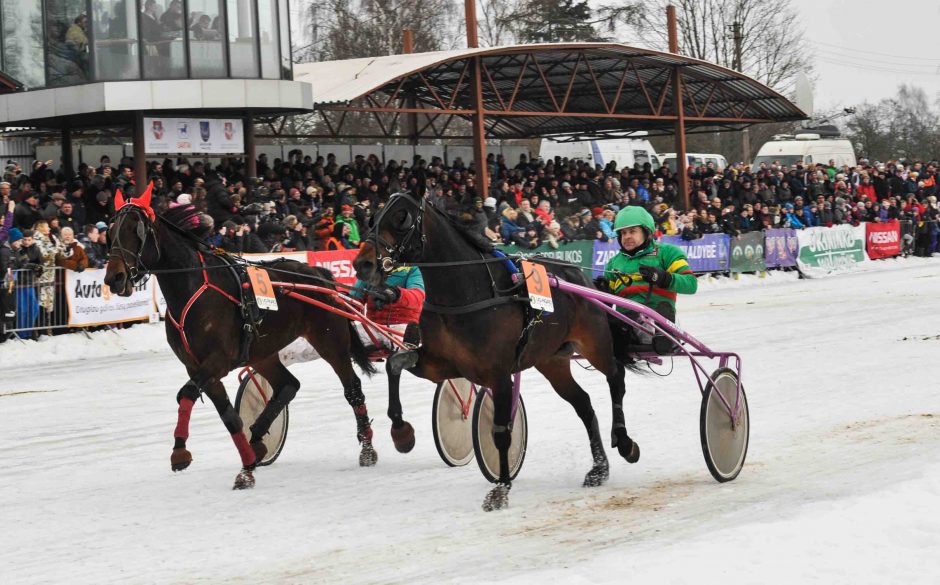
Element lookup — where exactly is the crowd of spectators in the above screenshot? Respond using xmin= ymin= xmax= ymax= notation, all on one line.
xmin=2 ymin=146 xmax=939 ymax=338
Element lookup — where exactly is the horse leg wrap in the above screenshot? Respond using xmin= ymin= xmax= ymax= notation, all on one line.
xmin=249 ymin=384 xmax=298 ymax=441
xmin=220 ymin=404 xmax=243 ymax=434
xmin=174 ymin=397 xmax=195 ymax=441
xmin=353 ymin=404 xmax=374 ymax=444
xmin=231 ymin=432 xmax=257 ymax=469
xmin=493 ymin=425 xmax=513 ymax=451
xmin=344 ymin=378 xmax=365 ymax=408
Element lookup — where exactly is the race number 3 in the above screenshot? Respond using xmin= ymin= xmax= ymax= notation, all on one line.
xmin=247 ymin=267 xmax=278 ymax=311
xmin=521 ymin=261 xmax=554 ymax=313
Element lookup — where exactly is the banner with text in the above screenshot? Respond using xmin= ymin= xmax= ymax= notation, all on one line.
xmin=143 ymin=117 xmax=244 ymax=154
xmin=592 ymin=239 xmax=621 ymax=277
xmin=796 ymin=224 xmax=868 ymax=278
xmin=660 ymin=234 xmax=731 ymax=272
xmin=865 ymin=221 xmax=902 ymax=260
xmin=498 ymin=240 xmax=595 ymax=275
xmin=764 ymin=228 xmax=799 ymax=268
xmin=730 ymin=232 xmax=767 ymax=273
xmin=307 ymin=249 xmax=361 ymax=286
xmin=66 ymin=269 xmax=156 ymax=326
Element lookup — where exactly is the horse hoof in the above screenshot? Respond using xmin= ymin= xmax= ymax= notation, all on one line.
xmin=233 ymin=468 xmax=255 ymax=490
xmin=583 ymin=464 xmax=610 ymax=487
xmin=391 ymin=421 xmax=416 ymax=454
xmin=251 ymin=441 xmax=268 ymax=462
xmin=619 ymin=440 xmax=640 ymax=464
xmin=482 ymin=483 xmax=511 ymax=512
xmin=359 ymin=444 xmax=378 ymax=467
xmin=170 ymin=448 xmax=192 ymax=472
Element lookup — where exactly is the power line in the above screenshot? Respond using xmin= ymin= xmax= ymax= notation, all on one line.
xmin=812 ymin=45 xmax=940 ymax=69
xmin=813 ymin=57 xmax=940 ymax=76
xmin=811 ymin=39 xmax=940 ymax=62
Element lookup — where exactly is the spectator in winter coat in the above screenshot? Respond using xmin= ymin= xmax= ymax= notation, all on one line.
xmin=335 ymin=205 xmax=361 ymax=246
xmin=783 ymin=204 xmax=804 ymax=229
xmin=54 ymin=227 xmax=88 ymax=272
xmin=14 ymin=192 xmax=42 ymax=230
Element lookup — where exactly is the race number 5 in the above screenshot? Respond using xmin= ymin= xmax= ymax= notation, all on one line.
xmin=247 ymin=266 xmax=278 ymax=311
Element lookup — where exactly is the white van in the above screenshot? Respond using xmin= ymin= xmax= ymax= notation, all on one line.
xmin=752 ymin=129 xmax=856 ymax=168
xmin=538 ymin=136 xmax=660 ymax=170
xmin=660 ymin=152 xmax=728 ymax=172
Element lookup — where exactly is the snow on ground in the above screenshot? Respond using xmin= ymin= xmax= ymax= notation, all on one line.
xmin=2 ymin=259 xmax=939 ymax=585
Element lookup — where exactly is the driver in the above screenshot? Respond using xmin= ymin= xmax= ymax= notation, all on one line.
xmin=600 ymin=206 xmax=697 ymax=347
xmin=350 ymin=265 xmax=424 ymax=374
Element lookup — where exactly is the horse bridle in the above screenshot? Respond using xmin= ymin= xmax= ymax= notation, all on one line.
xmin=109 ymin=204 xmax=160 ymax=286
xmin=368 ymin=192 xmax=426 ymax=274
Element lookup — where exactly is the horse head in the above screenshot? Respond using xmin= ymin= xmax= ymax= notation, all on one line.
xmin=104 ymin=182 xmax=159 ymax=296
xmin=353 ymin=191 xmax=424 ymax=287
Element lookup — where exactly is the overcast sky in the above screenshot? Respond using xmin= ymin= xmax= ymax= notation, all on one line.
xmin=788 ymin=0 xmax=940 ymax=114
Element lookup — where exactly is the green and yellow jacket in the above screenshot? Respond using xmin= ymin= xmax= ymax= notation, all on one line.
xmin=603 ymin=240 xmax=697 ymax=313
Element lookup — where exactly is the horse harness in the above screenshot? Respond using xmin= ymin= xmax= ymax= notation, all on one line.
xmin=112 ymin=204 xmax=265 ymax=367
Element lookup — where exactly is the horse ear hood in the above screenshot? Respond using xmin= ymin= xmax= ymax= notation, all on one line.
xmin=130 ymin=181 xmax=156 ymax=220
xmin=114 ymin=188 xmax=126 ymax=210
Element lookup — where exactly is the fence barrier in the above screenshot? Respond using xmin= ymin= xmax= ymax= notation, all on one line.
xmin=3 ymin=267 xmax=70 ymax=338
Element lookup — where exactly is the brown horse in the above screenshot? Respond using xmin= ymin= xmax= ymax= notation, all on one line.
xmin=354 ymin=192 xmax=640 ymax=511
xmin=104 ymin=184 xmax=376 ymax=489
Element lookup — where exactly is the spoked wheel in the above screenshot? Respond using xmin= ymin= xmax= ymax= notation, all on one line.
xmin=431 ymin=378 xmax=477 ymax=467
xmin=472 ymin=389 xmax=528 ymax=482
xmin=700 ymin=368 xmax=749 ymax=482
xmin=235 ymin=369 xmax=289 ymax=467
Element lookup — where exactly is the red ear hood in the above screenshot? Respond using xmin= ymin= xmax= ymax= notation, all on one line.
xmin=129 ymin=181 xmax=155 ymax=221
xmin=114 ymin=189 xmax=126 ymax=210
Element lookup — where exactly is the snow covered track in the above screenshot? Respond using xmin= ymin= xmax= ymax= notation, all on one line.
xmin=2 ymin=259 xmax=939 ymax=584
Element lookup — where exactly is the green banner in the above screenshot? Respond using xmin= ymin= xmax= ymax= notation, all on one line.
xmin=730 ymin=232 xmax=767 ymax=273
xmin=497 ymin=240 xmax=595 ymax=272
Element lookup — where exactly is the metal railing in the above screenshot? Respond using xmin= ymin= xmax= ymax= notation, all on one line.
xmin=2 ymin=266 xmax=70 ymax=339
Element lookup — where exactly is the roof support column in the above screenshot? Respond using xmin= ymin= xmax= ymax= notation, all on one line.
xmin=133 ymin=112 xmax=146 ymax=196
xmin=471 ymin=57 xmax=488 ymax=198
xmin=244 ymin=115 xmax=257 ymax=181
xmin=61 ymin=127 xmax=74 ymax=179
xmin=673 ymin=65 xmax=689 ymax=212
xmin=403 ymin=29 xmax=418 ymax=146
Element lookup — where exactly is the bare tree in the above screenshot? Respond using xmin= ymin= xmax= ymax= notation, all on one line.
xmin=478 ymin=0 xmax=521 ymax=47
xmin=632 ymin=0 xmax=813 ymax=95
xmin=846 ymin=84 xmax=940 ymax=161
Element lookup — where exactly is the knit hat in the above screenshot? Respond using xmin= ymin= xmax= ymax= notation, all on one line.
xmin=176 ymin=193 xmax=192 ymax=205
xmin=8 ymin=227 xmax=23 ymax=242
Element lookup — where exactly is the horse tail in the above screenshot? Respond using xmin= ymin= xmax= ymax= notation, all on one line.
xmin=348 ymin=319 xmax=377 ymax=377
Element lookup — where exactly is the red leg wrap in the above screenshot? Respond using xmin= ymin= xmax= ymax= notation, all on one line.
xmin=174 ymin=397 xmax=195 ymax=440
xmin=231 ymin=432 xmax=257 ymax=468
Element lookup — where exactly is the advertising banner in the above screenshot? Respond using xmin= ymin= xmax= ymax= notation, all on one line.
xmin=865 ymin=221 xmax=902 ymax=259
xmin=307 ymin=249 xmax=361 ymax=286
xmin=730 ymin=232 xmax=767 ymax=273
xmin=660 ymin=234 xmax=731 ymax=272
xmin=144 ymin=117 xmax=244 ymax=154
xmin=796 ymin=224 xmax=868 ymax=278
xmin=764 ymin=228 xmax=799 ymax=268
xmin=499 ymin=240 xmax=595 ymax=274
xmin=592 ymin=239 xmax=621 ymax=277
xmin=65 ymin=269 xmax=155 ymax=326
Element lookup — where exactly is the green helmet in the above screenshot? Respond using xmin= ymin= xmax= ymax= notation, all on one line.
xmin=613 ymin=206 xmax=655 ymax=235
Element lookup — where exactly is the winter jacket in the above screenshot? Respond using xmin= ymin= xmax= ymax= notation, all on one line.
xmin=350 ymin=265 xmax=425 ymax=325
xmin=603 ymin=240 xmax=697 ymax=315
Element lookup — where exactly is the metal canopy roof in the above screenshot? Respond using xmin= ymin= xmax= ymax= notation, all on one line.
xmin=293 ymin=43 xmax=806 ymax=140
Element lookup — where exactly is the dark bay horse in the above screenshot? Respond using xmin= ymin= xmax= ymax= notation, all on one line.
xmin=353 ymin=191 xmax=640 ymax=511
xmin=104 ymin=184 xmax=376 ymax=489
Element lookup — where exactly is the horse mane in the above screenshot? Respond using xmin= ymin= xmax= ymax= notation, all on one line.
xmin=160 ymin=204 xmax=204 ymax=234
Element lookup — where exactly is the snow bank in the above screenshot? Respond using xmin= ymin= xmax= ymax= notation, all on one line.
xmin=0 ymin=322 xmax=168 ymax=369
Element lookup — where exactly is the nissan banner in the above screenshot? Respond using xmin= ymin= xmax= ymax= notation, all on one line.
xmin=865 ymin=221 xmax=902 ymax=259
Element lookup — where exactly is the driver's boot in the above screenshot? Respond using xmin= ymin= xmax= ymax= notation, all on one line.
xmin=651 ymin=302 xmax=678 ymax=354
xmin=387 ymin=322 xmax=420 ymax=375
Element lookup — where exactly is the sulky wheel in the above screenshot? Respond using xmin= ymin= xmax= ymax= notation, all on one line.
xmin=235 ymin=369 xmax=289 ymax=467
xmin=699 ymin=368 xmax=749 ymax=482
xmin=431 ymin=378 xmax=477 ymax=467
xmin=471 ymin=389 xmax=528 ymax=483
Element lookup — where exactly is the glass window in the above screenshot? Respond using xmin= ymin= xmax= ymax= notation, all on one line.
xmin=227 ymin=0 xmax=258 ymax=77
xmin=257 ymin=0 xmax=277 ymax=79
xmin=278 ymin=0 xmax=290 ymax=79
xmin=188 ymin=0 xmax=226 ymax=77
xmin=1 ymin=0 xmax=46 ymax=88
xmin=141 ymin=0 xmax=187 ymax=78
xmin=45 ymin=0 xmax=92 ymax=87
xmin=93 ymin=0 xmax=141 ymax=80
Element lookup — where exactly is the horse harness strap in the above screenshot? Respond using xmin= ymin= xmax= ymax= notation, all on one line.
xmin=165 ymin=251 xmax=260 ymax=367
xmin=422 ymin=294 xmax=526 ymax=315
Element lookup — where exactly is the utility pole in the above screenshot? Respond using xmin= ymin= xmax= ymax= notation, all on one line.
xmin=730 ymin=21 xmax=750 ymax=164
